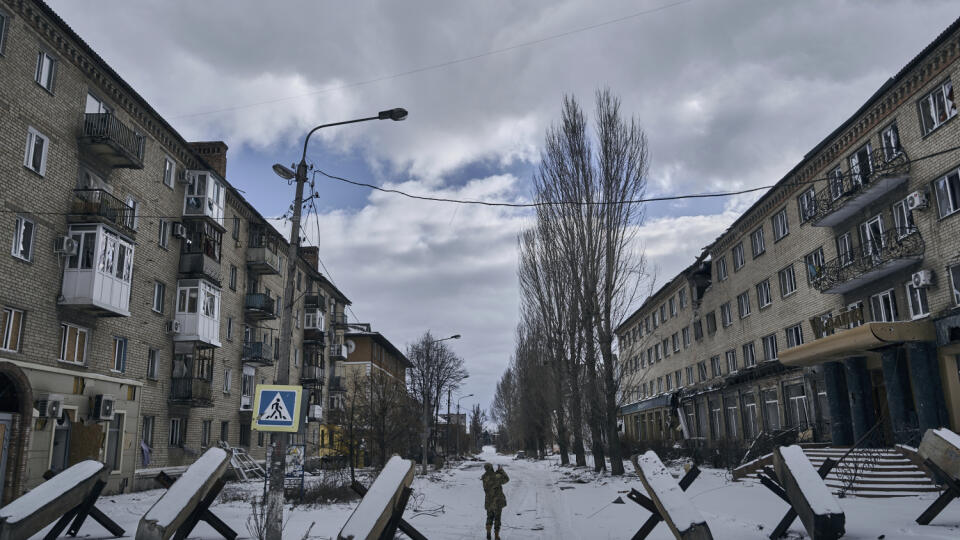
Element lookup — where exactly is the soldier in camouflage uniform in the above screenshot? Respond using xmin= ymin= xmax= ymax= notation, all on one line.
xmin=481 ymin=463 xmax=509 ymax=539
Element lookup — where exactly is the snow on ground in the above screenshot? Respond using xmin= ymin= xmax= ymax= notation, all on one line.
xmin=29 ymin=446 xmax=960 ymax=539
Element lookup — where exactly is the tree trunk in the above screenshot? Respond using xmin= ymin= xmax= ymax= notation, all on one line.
xmin=582 ymin=321 xmax=605 ymax=471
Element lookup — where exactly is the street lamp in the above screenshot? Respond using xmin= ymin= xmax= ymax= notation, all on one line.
xmin=422 ymin=334 xmax=460 ymax=474
xmin=265 ymin=108 xmax=407 ymax=540
xmin=455 ymin=393 xmax=474 ymax=458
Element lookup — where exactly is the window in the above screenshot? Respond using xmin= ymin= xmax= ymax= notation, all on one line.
xmin=918 ymin=79 xmax=956 ymax=135
xmin=657 ymin=377 xmax=663 ymax=394
xmin=644 ymin=317 xmax=650 ymax=333
xmin=693 ymin=319 xmax=703 ymax=341
xmin=654 ymin=343 xmax=662 ymax=362
xmin=675 ymin=370 xmax=682 ymax=388
xmin=804 ymin=247 xmax=825 ymax=282
xmin=710 ymin=355 xmax=722 ymax=377
xmin=725 ymin=350 xmax=737 ymax=373
xmin=762 ymin=334 xmax=778 ymax=361
xmin=665 ymin=375 xmax=672 ymax=391
xmin=685 ymin=366 xmax=694 ymax=386
xmin=153 ymin=282 xmax=165 ymax=313
xmin=934 ymin=168 xmax=960 ymax=218
xmin=85 ymin=93 xmax=112 ymax=114
xmin=0 ymin=307 xmax=24 ymax=352
xmin=836 ymin=233 xmax=854 ymax=267
xmin=142 ymin=416 xmax=155 ymax=449
xmin=652 ymin=311 xmax=658 ymax=329
xmin=105 ymin=414 xmax=123 ymax=472
xmin=905 ymin=282 xmax=930 ymax=319
xmin=763 ymin=390 xmax=781 ymax=431
xmin=798 ymin=187 xmax=816 ymax=222
xmin=705 ymin=311 xmax=717 ymax=334
xmin=892 ymin=199 xmax=916 ymax=238
xmin=112 ymin=337 xmax=127 ymax=372
xmin=220 ymin=421 xmax=229 ymax=444
xmin=669 ymin=297 xmax=677 ymax=317
xmin=682 ymin=327 xmax=690 ymax=348
xmin=163 ymin=156 xmax=176 ymax=188
xmin=697 ymin=361 xmax=708 ymax=382
xmin=125 ymin=196 xmax=139 ymax=231
xmin=951 ymin=264 xmax=960 ymax=305
xmin=756 ymin=279 xmax=772 ymax=308
xmin=881 ymin=123 xmax=902 ymax=160
xmin=750 ymin=227 xmax=765 ymax=258
xmin=226 ymin=317 xmax=233 ymax=340
xmin=737 ymin=291 xmax=751 ymax=318
xmin=785 ymin=384 xmax=809 ymax=429
xmin=848 ymin=301 xmax=865 ymax=328
xmin=785 ymin=324 xmax=803 ymax=348
xmin=772 ymin=208 xmax=789 ymax=241
xmin=232 ymin=216 xmax=240 ymax=241
xmin=733 ymin=243 xmax=745 ymax=270
xmin=870 ymin=288 xmax=899 ymax=322
xmin=229 ymin=265 xmax=238 ymax=290
xmin=0 ymin=10 xmax=7 ymax=55
xmin=716 ymin=256 xmax=728 ymax=281
xmin=201 ymin=420 xmax=211 ymax=447
xmin=849 ymin=142 xmax=873 ymax=185
xmin=224 ymin=368 xmax=232 ymax=393
xmin=659 ymin=304 xmax=666 ymax=323
xmin=158 ymin=220 xmax=170 ymax=249
xmin=778 ymin=265 xmax=797 ymax=297
xmin=59 ymin=324 xmax=88 ymax=364
xmin=720 ymin=302 xmax=732 ymax=327
xmin=23 ymin=127 xmax=49 ymax=176
xmin=678 ymin=289 xmax=687 ymax=308
xmin=829 ymin=166 xmax=844 ymax=200
xmin=147 ymin=348 xmax=158 ymax=379
xmin=743 ymin=342 xmax=757 ymax=367
xmin=11 ymin=216 xmax=35 ymax=262
xmin=672 ymin=332 xmax=680 ymax=353
xmin=35 ymin=50 xmax=56 ymax=92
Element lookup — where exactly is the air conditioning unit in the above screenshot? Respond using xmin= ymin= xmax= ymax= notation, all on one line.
xmin=167 ymin=319 xmax=182 ymax=334
xmin=172 ymin=223 xmax=187 ymax=239
xmin=36 ymin=393 xmax=64 ymax=418
xmin=911 ymin=270 xmax=934 ymax=288
xmin=308 ymin=405 xmax=323 ymax=421
xmin=93 ymin=394 xmax=115 ymax=420
xmin=906 ymin=190 xmax=929 ymax=210
xmin=53 ymin=236 xmax=78 ymax=256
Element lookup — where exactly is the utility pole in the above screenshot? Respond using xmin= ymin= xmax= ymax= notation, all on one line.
xmin=446 ymin=388 xmax=451 ymax=460
xmin=267 ymin=108 xmax=407 ymax=540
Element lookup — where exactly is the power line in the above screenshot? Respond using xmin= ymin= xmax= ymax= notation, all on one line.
xmin=171 ymin=0 xmax=695 ymax=119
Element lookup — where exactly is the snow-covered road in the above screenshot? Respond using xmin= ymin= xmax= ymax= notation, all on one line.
xmin=27 ymin=446 xmax=960 ymax=538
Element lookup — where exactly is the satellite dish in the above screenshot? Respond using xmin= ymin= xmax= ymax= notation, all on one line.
xmin=346 ymin=340 xmax=356 ymax=354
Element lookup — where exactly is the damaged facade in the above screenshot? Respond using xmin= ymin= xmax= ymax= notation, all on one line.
xmin=617 ymin=16 xmax=960 ymax=453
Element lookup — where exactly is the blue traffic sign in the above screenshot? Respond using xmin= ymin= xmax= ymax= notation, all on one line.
xmin=252 ymin=385 xmax=302 ymax=432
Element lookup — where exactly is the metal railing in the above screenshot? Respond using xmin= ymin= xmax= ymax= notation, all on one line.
xmin=71 ymin=189 xmax=136 ymax=236
xmin=330 ymin=313 xmax=348 ymax=326
xmin=811 ymin=228 xmax=924 ymax=293
xmin=81 ymin=113 xmax=145 ymax=164
xmin=242 ymin=341 xmax=274 ymax=365
xmin=244 ymin=293 xmax=275 ymax=315
xmin=170 ymin=376 xmax=212 ymax=402
xmin=809 ymin=148 xmax=909 ymax=224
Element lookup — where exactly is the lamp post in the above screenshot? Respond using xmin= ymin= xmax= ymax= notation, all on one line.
xmin=421 ymin=334 xmax=460 ymax=474
xmin=266 ymin=108 xmax=407 ymax=540
xmin=456 ymin=393 xmax=474 ymax=458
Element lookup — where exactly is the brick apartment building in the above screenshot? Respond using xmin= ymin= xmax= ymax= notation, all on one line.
xmin=617 ymin=16 xmax=960 ymax=453
xmin=0 ymin=0 xmax=356 ymax=502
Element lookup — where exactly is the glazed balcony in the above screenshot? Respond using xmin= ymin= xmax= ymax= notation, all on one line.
xmin=810 ymin=149 xmax=910 ymax=227
xmin=68 ymin=189 xmax=137 ymax=238
xmin=60 ymin=224 xmax=134 ymax=317
xmin=300 ymin=364 xmax=324 ymax=385
xmin=329 ymin=344 xmax=348 ymax=360
xmin=169 ymin=376 xmax=213 ymax=407
xmin=812 ymin=228 xmax=924 ymax=294
xmin=78 ymin=113 xmax=145 ymax=169
xmin=244 ymin=293 xmax=276 ymax=320
xmin=242 ymin=341 xmax=274 ymax=366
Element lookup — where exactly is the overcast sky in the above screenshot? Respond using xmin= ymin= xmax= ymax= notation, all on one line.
xmin=50 ymin=0 xmax=959 ymax=413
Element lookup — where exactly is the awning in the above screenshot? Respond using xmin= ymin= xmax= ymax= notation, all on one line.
xmin=619 ymin=394 xmax=671 ymax=415
xmin=780 ymin=321 xmax=936 ymax=367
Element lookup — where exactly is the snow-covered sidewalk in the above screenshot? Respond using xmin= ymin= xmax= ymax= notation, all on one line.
xmin=28 ymin=446 xmax=960 ymax=538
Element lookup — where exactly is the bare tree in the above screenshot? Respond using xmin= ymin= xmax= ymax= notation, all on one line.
xmin=468 ymin=403 xmax=487 ymax=453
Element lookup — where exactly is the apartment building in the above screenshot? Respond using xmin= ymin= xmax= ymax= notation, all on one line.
xmin=617 ymin=16 xmax=960 ymax=451
xmin=0 ymin=0 xmax=354 ymax=501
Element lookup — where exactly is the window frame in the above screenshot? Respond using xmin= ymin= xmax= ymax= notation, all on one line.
xmin=881 ymin=122 xmax=902 ymax=161
xmin=169 ymin=418 xmax=184 ymax=447
xmin=762 ymin=333 xmax=778 ymax=362
xmin=732 ymin=243 xmax=745 ymax=270
xmin=716 ymin=256 xmax=728 ymax=281
xmin=58 ymin=323 xmax=88 ymax=365
xmin=785 ymin=323 xmax=804 ymax=348
xmin=756 ymin=279 xmax=772 ymax=309
xmin=152 ymin=281 xmax=166 ymax=314
xmin=905 ymin=282 xmax=930 ymax=320
xmin=836 ymin=232 xmax=854 ymax=267
xmin=750 ymin=227 xmax=765 ymax=258
xmin=918 ymin=79 xmax=956 ymax=136
xmin=147 ymin=348 xmax=158 ymax=380
xmin=223 ymin=368 xmax=232 ymax=393
xmin=870 ymin=288 xmax=899 ymax=322
xmin=35 ymin=49 xmax=57 ymax=93
xmin=772 ymin=207 xmax=789 ymax=241
xmin=0 ymin=9 xmax=8 ymax=56
xmin=804 ymin=247 xmax=825 ymax=283
xmin=934 ymin=168 xmax=960 ymax=219
xmin=11 ymin=216 xmax=35 ymax=262
xmin=892 ymin=198 xmax=916 ymax=237
xmin=720 ymin=302 xmax=733 ymax=327
xmin=163 ymin=156 xmax=176 ymax=188
xmin=743 ymin=342 xmax=757 ymax=367
xmin=158 ymin=219 xmax=170 ymax=249
xmin=112 ymin=337 xmax=127 ymax=373
xmin=778 ymin=264 xmax=797 ymax=297
xmin=0 ymin=307 xmax=25 ymax=352
xmin=798 ymin=187 xmax=817 ymax=223
xmin=725 ymin=350 xmax=737 ymax=373
xmin=950 ymin=263 xmax=960 ymax=306
xmin=23 ymin=127 xmax=49 ymax=176
xmin=737 ymin=291 xmax=751 ymax=319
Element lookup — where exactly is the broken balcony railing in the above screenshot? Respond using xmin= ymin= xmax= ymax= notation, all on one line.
xmin=809 ymin=148 xmax=910 ymax=227
xmin=811 ymin=228 xmax=923 ymax=294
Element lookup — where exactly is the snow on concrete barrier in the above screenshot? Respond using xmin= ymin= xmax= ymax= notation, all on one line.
xmin=339 ymin=455 xmax=415 ymax=540
xmin=633 ymin=451 xmax=713 ymax=540
xmin=136 ymin=447 xmax=230 ymax=540
xmin=0 ymin=460 xmax=108 ymax=540
xmin=773 ymin=445 xmax=845 ymax=539
xmin=915 ymin=428 xmax=960 ymax=525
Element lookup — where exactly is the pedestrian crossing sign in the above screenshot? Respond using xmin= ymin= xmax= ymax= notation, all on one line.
xmin=252 ymin=385 xmax=302 ymax=432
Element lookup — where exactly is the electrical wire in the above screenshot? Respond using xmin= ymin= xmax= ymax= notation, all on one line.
xmin=171 ymin=0 xmax=696 ymax=119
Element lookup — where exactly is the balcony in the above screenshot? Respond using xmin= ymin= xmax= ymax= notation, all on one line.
xmin=329 ymin=344 xmax=348 ymax=360
xmin=68 ymin=189 xmax=137 ymax=238
xmin=178 ymin=253 xmax=222 ymax=285
xmin=307 ymin=404 xmax=324 ymax=422
xmin=78 ymin=113 xmax=145 ymax=169
xmin=328 ymin=376 xmax=346 ymax=393
xmin=304 ymin=294 xmax=326 ymax=310
xmin=60 ymin=224 xmax=134 ymax=317
xmin=810 ymin=149 xmax=910 ymax=227
xmin=330 ymin=313 xmax=349 ymax=327
xmin=183 ymin=171 xmax=225 ymax=229
xmin=246 ymin=246 xmax=281 ymax=275
xmin=244 ymin=293 xmax=276 ymax=320
xmin=300 ymin=364 xmax=324 ymax=385
xmin=169 ymin=377 xmax=213 ymax=407
xmin=173 ymin=279 xmax=221 ymax=346
xmin=812 ymin=229 xmax=924 ymax=294
xmin=242 ymin=341 xmax=274 ymax=366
